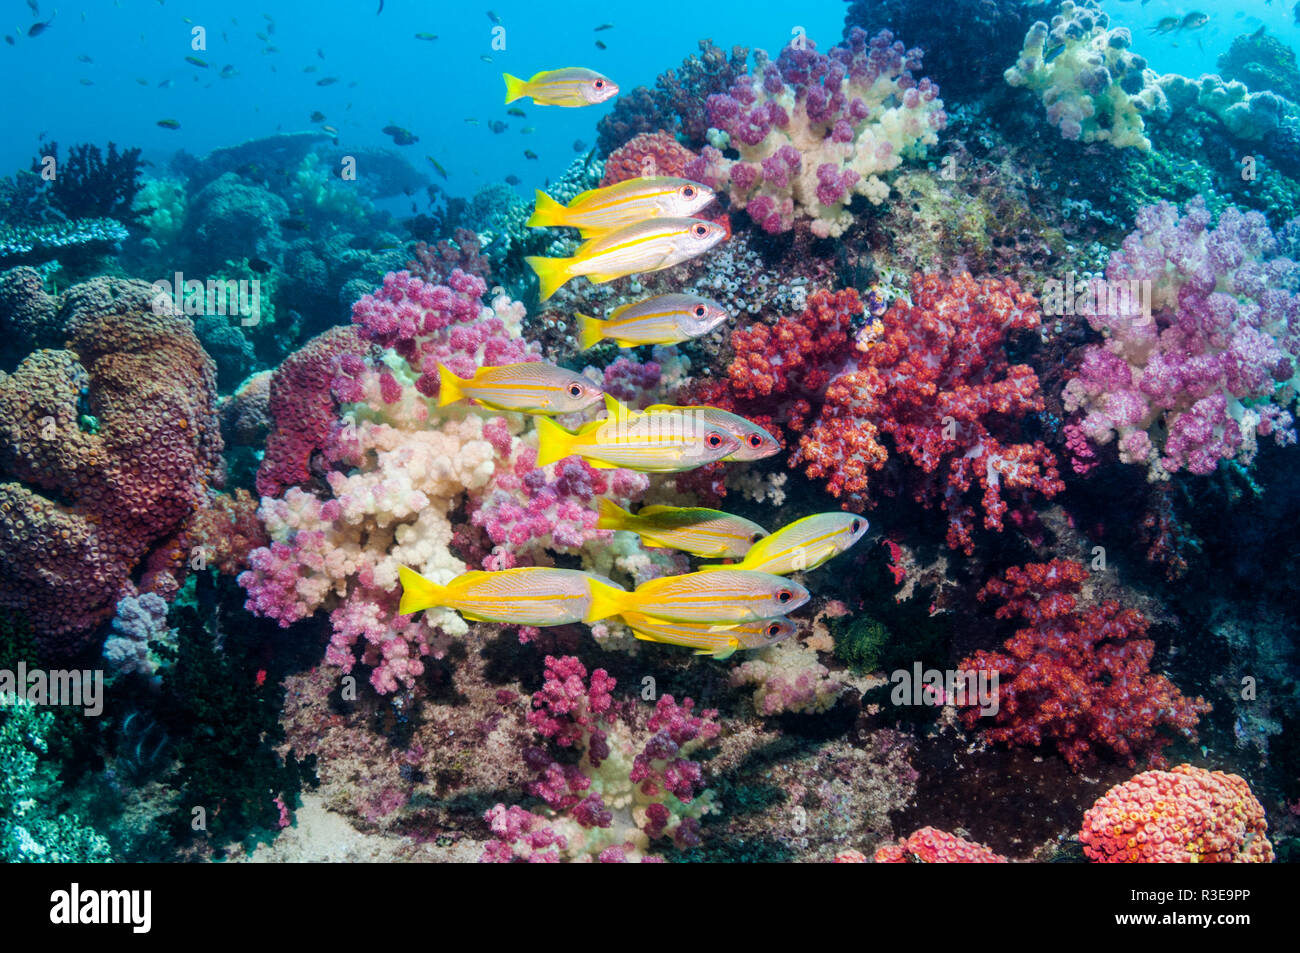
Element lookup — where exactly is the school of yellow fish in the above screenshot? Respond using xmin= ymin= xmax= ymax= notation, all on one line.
xmin=401 ymin=65 xmax=869 ymax=660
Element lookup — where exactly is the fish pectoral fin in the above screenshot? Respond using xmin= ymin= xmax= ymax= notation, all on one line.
xmin=711 ymin=645 xmax=738 ymax=661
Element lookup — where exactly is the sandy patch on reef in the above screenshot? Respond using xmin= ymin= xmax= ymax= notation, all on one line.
xmin=230 ymin=793 xmax=481 ymax=863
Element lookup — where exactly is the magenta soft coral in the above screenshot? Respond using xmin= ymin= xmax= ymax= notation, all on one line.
xmin=1063 ymin=198 xmax=1300 ymax=478
xmin=957 ymin=560 xmax=1211 ymax=772
xmin=350 ymin=268 xmax=536 ymax=392
xmin=481 ymin=656 xmax=718 ymax=862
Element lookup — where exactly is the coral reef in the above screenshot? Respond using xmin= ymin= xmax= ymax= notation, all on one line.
xmin=102 ymin=593 xmax=177 ymax=686
xmin=0 ymin=275 xmax=224 ymax=654
xmin=843 ymin=0 xmax=1038 ymax=101
xmin=1063 ymin=198 xmax=1300 ymax=479
xmin=481 ymin=655 xmax=718 ymax=862
xmin=958 ymin=560 xmax=1211 ymax=772
xmin=1079 ymin=764 xmax=1273 ymax=862
xmin=600 ymin=132 xmax=699 ymax=187
xmin=33 ymin=140 xmax=144 ymax=224
xmin=1005 ymin=1 xmax=1169 ymax=151
xmin=239 ymin=270 xmax=648 ymax=693
xmin=873 ymin=826 xmax=1008 ymax=863
xmin=686 ymin=276 xmax=1061 ymax=552
xmin=0 ymin=701 xmax=111 ymax=862
xmin=1218 ymin=28 xmax=1300 ymax=106
xmin=685 ymin=27 xmax=946 ymax=237
xmin=596 ymin=40 xmax=751 ymax=154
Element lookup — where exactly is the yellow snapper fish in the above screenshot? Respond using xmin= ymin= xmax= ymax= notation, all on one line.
xmin=526 ymin=217 xmax=727 ymax=301
xmin=437 ymin=361 xmax=605 ymax=414
xmin=641 ymin=403 xmax=780 ymax=461
xmin=397 ymin=565 xmax=615 ymax=625
xmin=527 ymin=177 xmax=715 ymax=238
xmin=586 ymin=569 xmax=810 ymax=624
xmin=502 ymin=68 xmax=618 ymax=107
xmin=699 ymin=512 xmax=870 ymax=575
xmin=577 ymin=293 xmax=729 ymax=350
xmin=535 ymin=403 xmax=740 ymax=471
xmin=597 ymin=498 xmax=768 ymax=558
xmin=619 ymin=612 xmax=796 ymax=660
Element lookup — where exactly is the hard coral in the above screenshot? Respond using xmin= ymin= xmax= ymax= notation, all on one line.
xmin=1079 ymin=764 xmax=1273 ymax=863
xmin=0 ymin=275 xmax=223 ymax=654
xmin=685 ymin=27 xmax=946 ymax=237
xmin=874 ymin=826 xmax=1008 ymax=863
xmin=600 ymin=132 xmax=699 ymax=187
xmin=257 ymin=326 xmax=364 ymax=498
xmin=958 ymin=560 xmax=1211 ymax=772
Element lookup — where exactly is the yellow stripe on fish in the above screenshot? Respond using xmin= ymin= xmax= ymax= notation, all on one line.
xmin=502 ymin=68 xmax=618 ymax=107
xmin=585 ymin=570 xmax=809 ymax=624
xmin=620 ymin=612 xmax=796 ymax=660
xmin=534 ymin=402 xmax=740 ymax=471
xmin=642 ymin=404 xmax=780 ymax=461
xmin=597 ymin=498 xmax=768 ymax=558
xmin=525 ymin=217 xmax=727 ymax=301
xmin=698 ymin=513 xmax=870 ymax=575
xmin=398 ymin=565 xmax=615 ymax=625
xmin=527 ymin=177 xmax=715 ymax=238
xmin=577 ymin=294 xmax=729 ymax=350
xmin=437 ymin=361 xmax=605 ymax=415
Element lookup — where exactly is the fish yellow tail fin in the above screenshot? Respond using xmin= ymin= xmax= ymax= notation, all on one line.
xmin=502 ymin=73 xmax=529 ymax=104
xmin=437 ymin=364 xmax=466 ymax=407
xmin=398 ymin=565 xmax=447 ymax=616
xmin=525 ymin=254 xmax=573 ymax=302
xmin=596 ymin=497 xmax=631 ymax=532
xmin=576 ymin=313 xmax=605 ymax=351
xmin=585 ymin=579 xmax=631 ymax=622
xmin=534 ymin=415 xmax=577 ymax=467
xmin=526 ymin=190 xmax=569 ymax=229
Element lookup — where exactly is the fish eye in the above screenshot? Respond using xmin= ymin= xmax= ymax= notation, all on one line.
xmin=694 ymin=305 xmax=707 ymax=317
xmin=750 ymin=532 xmax=765 ymax=543
xmin=692 ymin=223 xmax=709 ymax=237
xmin=707 ymin=432 xmax=723 ymax=447
xmin=682 ymin=185 xmax=696 ymax=198
xmin=568 ymin=383 xmax=584 ymax=397
xmin=593 ymin=79 xmax=605 ymax=89
xmin=747 ymin=434 xmax=763 ymax=448
xmin=767 ymin=622 xmax=780 ymax=636
xmin=851 ymin=519 xmax=862 ymax=532
xmin=777 ymin=590 xmax=792 ymax=604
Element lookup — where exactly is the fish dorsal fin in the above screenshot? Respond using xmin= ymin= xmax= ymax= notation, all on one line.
xmin=603 ymin=393 xmax=632 ymax=422
xmin=566 ymin=185 xmax=601 ymax=207
xmin=635 ymin=505 xmax=677 ymax=516
xmin=607 ymin=299 xmax=636 ymax=321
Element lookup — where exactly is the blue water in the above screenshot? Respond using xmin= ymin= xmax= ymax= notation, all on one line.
xmin=1 ymin=0 xmax=845 ymax=195
xmin=10 ymin=1 xmax=1293 ymax=200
